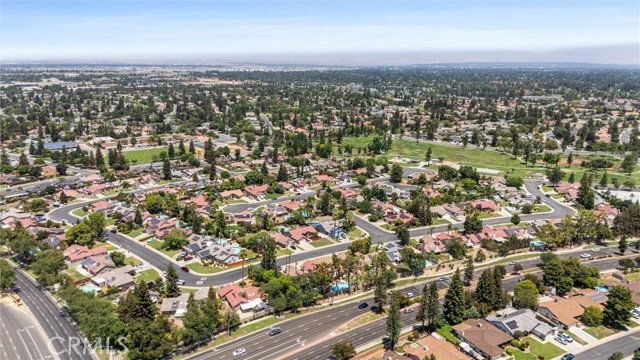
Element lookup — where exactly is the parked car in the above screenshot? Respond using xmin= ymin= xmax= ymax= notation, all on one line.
xmin=406 ymin=292 xmax=414 ymax=298
xmin=180 ymin=266 xmax=190 ymax=272
xmin=233 ymin=348 xmax=246 ymax=356
xmin=184 ymin=255 xmax=193 ymax=261
xmin=561 ymin=354 xmax=575 ymax=360
xmin=580 ymin=253 xmax=591 ymax=258
xmin=591 ymin=248 xmax=600 ymax=252
xmin=403 ymin=308 xmax=414 ymax=314
xmin=437 ymin=277 xmax=446 ymax=282
xmin=558 ymin=333 xmax=573 ymax=343
xmin=176 ymin=280 xmax=186 ymax=286
xmin=508 ymin=261 xmax=518 ymax=266
xmin=358 ymin=302 xmax=368 ymax=309
xmin=555 ymin=336 xmax=567 ymax=345
xmin=268 ymin=327 xmax=282 ymax=336
xmin=631 ymin=309 xmax=640 ymax=319
xmin=110 ymin=229 xmax=117 ymax=233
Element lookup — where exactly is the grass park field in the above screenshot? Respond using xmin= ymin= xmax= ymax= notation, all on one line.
xmin=110 ymin=147 xmax=169 ymax=165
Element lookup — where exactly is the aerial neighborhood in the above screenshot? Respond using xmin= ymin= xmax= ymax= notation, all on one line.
xmin=1 ymin=67 xmax=640 ymax=360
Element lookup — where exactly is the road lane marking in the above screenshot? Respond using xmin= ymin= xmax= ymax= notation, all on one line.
xmin=17 ymin=329 xmax=35 ymax=360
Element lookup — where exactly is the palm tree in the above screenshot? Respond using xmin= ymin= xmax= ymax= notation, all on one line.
xmin=239 ymin=249 xmax=248 ymax=287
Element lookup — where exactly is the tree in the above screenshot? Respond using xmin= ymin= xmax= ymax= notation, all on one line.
xmin=86 ymin=212 xmax=106 ymax=238
xmin=134 ymin=208 xmax=143 ymax=226
xmin=577 ymin=173 xmax=595 ymax=209
xmin=445 ymin=238 xmax=467 ymax=260
xmin=603 ymin=286 xmax=634 ymax=329
xmin=162 ymin=158 xmax=171 ymax=180
xmin=0 ymin=260 xmax=16 ymax=292
xmin=463 ymin=256 xmax=474 ymax=286
xmin=600 ymin=171 xmax=609 ymax=189
xmin=619 ymin=236 xmax=628 ymax=254
xmin=463 ymin=213 xmax=482 ymax=235
xmin=330 ymin=341 xmax=356 ymax=360
xmin=31 ymin=250 xmax=66 ymax=285
xmin=162 ymin=229 xmax=188 ymax=250
xmin=168 ymin=143 xmax=175 ymax=158
xmin=475 ymin=249 xmax=486 ymax=263
xmin=513 ymin=280 xmax=539 ymax=310
xmin=165 ymin=265 xmax=181 ymax=297
xmin=567 ymin=152 xmax=573 ymax=167
xmin=621 ymin=154 xmax=636 ymax=175
xmin=443 ymin=269 xmax=466 ymax=325
xmin=260 ymin=236 xmax=277 ymax=271
xmin=582 ymin=306 xmax=603 ymax=327
xmin=110 ymin=251 xmax=126 ymax=267
xmin=615 ymin=204 xmax=640 ymax=237
xmin=390 ymin=163 xmax=403 ymax=183
xmin=386 ymin=292 xmax=402 ymax=350
xmin=608 ymin=352 xmax=624 ymax=360
xmin=506 ymin=176 xmax=524 ymax=189
xmin=118 ymin=280 xmax=157 ymax=324
xmin=277 ymin=164 xmax=288 ymax=182
xmin=396 ymin=225 xmax=410 ymax=246
xmin=510 ymin=214 xmax=521 ymax=225
xmin=546 ymin=167 xmax=564 ymax=187
xmin=374 ymin=275 xmax=387 ymax=311
xmin=568 ymin=172 xmax=575 ymax=184
xmin=125 ymin=317 xmax=172 ymax=360
xmin=425 ymin=147 xmax=432 ymax=165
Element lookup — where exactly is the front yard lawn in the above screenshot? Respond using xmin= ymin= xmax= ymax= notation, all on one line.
xmin=95 ymin=241 xmax=118 ymax=251
xmin=124 ymin=257 xmax=142 ymax=266
xmin=526 ymin=337 xmax=564 ymax=360
xmin=72 ymin=208 xmax=89 ymax=218
xmin=277 ymin=248 xmax=294 ymax=257
xmin=436 ymin=326 xmax=460 ymax=345
xmin=478 ymin=211 xmax=500 ymax=219
xmin=542 ymin=185 xmax=554 ymax=192
xmin=432 ymin=218 xmax=450 ymax=225
xmin=264 ymin=193 xmax=280 ymax=200
xmin=127 ymin=229 xmax=144 ymax=238
xmin=64 ymin=269 xmax=87 ymax=281
xmin=137 ymin=269 xmax=160 ymax=283
xmin=585 ymin=325 xmax=617 ymax=339
xmin=309 ymin=238 xmax=334 ymax=248
xmin=148 ymin=240 xmax=181 ymax=257
xmin=511 ymin=350 xmax=537 ymax=360
xmin=533 ymin=204 xmax=552 ymax=213
xmin=186 ymin=262 xmax=227 ymax=274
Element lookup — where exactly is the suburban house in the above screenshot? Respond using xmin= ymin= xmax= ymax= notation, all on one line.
xmin=538 ymin=294 xmax=605 ymax=328
xmin=470 ymin=200 xmax=501 ymax=212
xmin=404 ymin=334 xmax=470 ymax=360
xmin=244 ymin=184 xmax=269 ymax=198
xmin=287 ymin=226 xmax=318 ymax=243
xmin=269 ymin=231 xmax=290 ymax=247
xmin=90 ymin=200 xmax=118 ymax=214
xmin=217 ymin=284 xmax=263 ymax=311
xmin=63 ymin=245 xmax=108 ymax=263
xmin=219 ymin=189 xmax=243 ymax=200
xmin=452 ymin=319 xmax=513 ymax=360
xmin=486 ymin=308 xmax=555 ymax=340
xmin=81 ymin=255 xmax=116 ymax=276
xmin=419 ymin=235 xmax=444 ymax=254
xmin=262 ymin=204 xmax=289 ymax=224
xmin=160 ymin=293 xmax=190 ymax=317
xmin=227 ymin=211 xmax=254 ymax=225
xmin=92 ymin=265 xmax=136 ymax=290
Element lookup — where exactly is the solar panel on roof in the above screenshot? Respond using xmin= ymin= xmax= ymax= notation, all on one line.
xmin=506 ymin=320 xmax=519 ymax=330
xmin=590 ymin=294 xmax=606 ymax=302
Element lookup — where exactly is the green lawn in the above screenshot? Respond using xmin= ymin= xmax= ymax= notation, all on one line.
xmin=491 ymin=253 xmax=540 ymax=266
xmin=277 ymin=248 xmax=294 ymax=257
xmin=64 ymin=269 xmax=87 ymax=281
xmin=309 ymin=238 xmax=335 ymax=248
xmin=72 ymin=208 xmax=89 ymax=218
xmin=347 ymin=227 xmax=363 ymax=239
xmin=264 ymin=193 xmax=280 ymax=200
xmin=532 ymin=205 xmax=552 ymax=213
xmin=148 ymin=240 xmax=181 ymax=257
xmin=585 ymin=325 xmax=617 ymax=339
xmin=118 ymin=147 xmax=169 ymax=165
xmin=432 ymin=218 xmax=450 ymax=225
xmin=512 ymin=350 xmax=537 ymax=360
xmin=137 ymin=269 xmax=160 ymax=283
xmin=436 ymin=326 xmax=460 ymax=345
xmin=186 ymin=262 xmax=227 ymax=274
xmin=542 ymin=185 xmax=554 ymax=192
xmin=124 ymin=257 xmax=142 ymax=266
xmin=478 ymin=211 xmax=500 ymax=219
xmin=127 ymin=229 xmax=144 ymax=238
xmin=95 ymin=241 xmax=118 ymax=251
xmin=526 ymin=337 xmax=564 ymax=360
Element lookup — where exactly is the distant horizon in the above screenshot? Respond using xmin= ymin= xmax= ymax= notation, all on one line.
xmin=3 ymin=0 xmax=638 ymax=65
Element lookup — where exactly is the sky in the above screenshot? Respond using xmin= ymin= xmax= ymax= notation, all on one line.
xmin=2 ymin=0 xmax=639 ymax=65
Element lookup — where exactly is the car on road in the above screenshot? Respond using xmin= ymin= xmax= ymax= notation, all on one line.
xmin=561 ymin=354 xmax=575 ymax=360
xmin=517 ymin=277 xmax=525 ymax=282
xmin=591 ymin=248 xmax=600 ymax=252
xmin=233 ymin=348 xmax=246 ymax=356
xmin=296 ymin=192 xmax=301 ymax=195
xmin=180 ymin=266 xmax=190 ymax=272
xmin=508 ymin=261 xmax=518 ymax=266
xmin=268 ymin=327 xmax=282 ymax=336
xmin=247 ymin=207 xmax=255 ymax=211
xmin=110 ymin=229 xmax=117 ymax=233
xmin=437 ymin=277 xmax=446 ymax=282
xmin=580 ymin=253 xmax=591 ymax=258
xmin=406 ymin=292 xmax=414 ymax=298
xmin=403 ymin=308 xmax=414 ymax=314
xmin=358 ymin=302 xmax=368 ymax=309
xmin=176 ymin=280 xmax=186 ymax=286
xmin=162 ymin=271 xmax=167 ymax=276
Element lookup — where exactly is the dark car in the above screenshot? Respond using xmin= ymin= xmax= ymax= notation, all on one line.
xmin=358 ymin=302 xmax=368 ymax=309
xmin=268 ymin=327 xmax=282 ymax=336
xmin=180 ymin=266 xmax=190 ymax=272
xmin=561 ymin=354 xmax=574 ymax=360
xmin=110 ymin=229 xmax=117 ymax=233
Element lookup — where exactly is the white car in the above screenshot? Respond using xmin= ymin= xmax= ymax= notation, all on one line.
xmin=580 ymin=253 xmax=591 ymax=259
xmin=406 ymin=292 xmax=414 ymax=298
xmin=247 ymin=207 xmax=255 ymax=211
xmin=591 ymin=248 xmax=600 ymax=252
xmin=509 ymin=261 xmax=518 ymax=266
xmin=233 ymin=348 xmax=246 ymax=356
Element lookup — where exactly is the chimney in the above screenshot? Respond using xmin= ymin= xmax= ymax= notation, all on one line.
xmin=423 ymin=346 xmax=429 ymax=351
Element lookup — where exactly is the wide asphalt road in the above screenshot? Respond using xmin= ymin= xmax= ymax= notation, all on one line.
xmin=47 ymin=178 xmax=575 ymax=287
xmin=182 ymin=253 xmax=623 ymax=360
xmin=13 ymin=269 xmax=94 ymax=360
xmin=0 ymin=303 xmax=56 ymax=360
xmin=573 ymin=329 xmax=640 ymax=360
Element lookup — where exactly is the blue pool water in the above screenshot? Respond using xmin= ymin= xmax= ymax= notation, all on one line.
xmin=217 ymin=239 xmax=227 ymax=245
xmin=80 ymin=286 xmax=96 ymax=294
xmin=595 ymin=286 xmax=609 ymax=293
xmin=530 ymin=241 xmax=546 ymax=248
xmin=331 ymin=282 xmax=350 ymax=292
xmin=230 ymin=246 xmax=241 ymax=254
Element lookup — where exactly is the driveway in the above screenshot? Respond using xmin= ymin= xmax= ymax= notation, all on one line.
xmin=568 ymin=326 xmax=597 ymax=343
